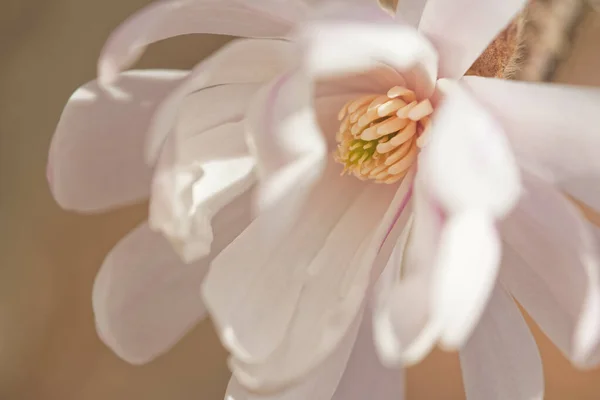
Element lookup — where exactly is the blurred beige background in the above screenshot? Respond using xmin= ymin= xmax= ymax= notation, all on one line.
xmin=1 ymin=1 xmax=600 ymax=399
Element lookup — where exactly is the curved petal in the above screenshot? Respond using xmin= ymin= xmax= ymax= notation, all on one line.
xmin=48 ymin=70 xmax=186 ymax=212
xmin=225 ymin=312 xmax=365 ymax=400
xmin=246 ymin=72 xmax=328 ymax=218
xmin=459 ymin=285 xmax=544 ymax=400
xmin=149 ymin=121 xmax=255 ymax=263
xmin=98 ymin=0 xmax=306 ymax=84
xmin=204 ymin=165 xmax=409 ymax=391
xmin=300 ymin=6 xmax=438 ymax=99
xmin=146 ymin=39 xmax=293 ymax=162
xmin=462 ymin=76 xmax=600 ymax=211
xmin=419 ymin=0 xmax=526 ymax=78
xmin=373 ymin=174 xmax=443 ymax=366
xmin=431 ymin=210 xmax=501 ymax=349
xmin=499 ymin=173 xmax=600 ymax=366
xmin=332 ymin=308 xmax=404 ymax=400
xmin=93 ymin=188 xmax=252 ymax=364
xmin=421 ymin=79 xmax=521 ymax=218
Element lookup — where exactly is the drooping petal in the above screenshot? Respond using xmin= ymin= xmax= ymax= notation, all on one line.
xmin=421 ymin=79 xmax=521 ymax=218
xmin=149 ymin=121 xmax=255 ymax=263
xmin=98 ymin=0 xmax=306 ymax=84
xmin=459 ymin=285 xmax=544 ymax=400
xmin=146 ymin=39 xmax=293 ymax=162
xmin=93 ymin=190 xmax=251 ymax=364
xmin=462 ymin=76 xmax=600 ymax=211
xmin=300 ymin=6 xmax=438 ymax=99
xmin=48 ymin=70 xmax=186 ymax=212
xmin=499 ymin=173 xmax=600 ymax=366
xmin=419 ymin=0 xmax=526 ymax=78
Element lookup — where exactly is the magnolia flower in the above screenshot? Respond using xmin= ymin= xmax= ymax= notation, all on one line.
xmin=48 ymin=0 xmax=600 ymax=399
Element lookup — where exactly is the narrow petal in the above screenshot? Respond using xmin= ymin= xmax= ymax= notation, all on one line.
xmin=499 ymin=173 xmax=600 ymax=366
xmin=98 ymin=0 xmax=305 ymax=84
xmin=149 ymin=121 xmax=255 ymax=263
xmin=421 ymin=79 xmax=521 ymax=218
xmin=93 ymin=189 xmax=251 ymax=364
xmin=373 ymin=174 xmax=443 ymax=366
xmin=419 ymin=0 xmax=526 ymax=78
xmin=48 ymin=70 xmax=186 ymax=212
xmin=431 ymin=210 xmax=501 ymax=349
xmin=300 ymin=6 xmax=438 ymax=99
xmin=462 ymin=76 xmax=600 ymax=211
xmin=146 ymin=39 xmax=293 ymax=162
xmin=460 ymin=285 xmax=544 ymax=400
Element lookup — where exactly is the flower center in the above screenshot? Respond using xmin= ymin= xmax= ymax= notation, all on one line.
xmin=334 ymin=86 xmax=432 ymax=184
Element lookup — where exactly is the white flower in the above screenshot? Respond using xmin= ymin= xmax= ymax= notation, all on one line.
xmin=48 ymin=0 xmax=600 ymax=399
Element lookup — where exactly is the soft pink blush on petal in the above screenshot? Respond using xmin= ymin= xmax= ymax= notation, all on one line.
xmin=48 ymin=69 xmax=186 ymax=212
xmin=462 ymin=76 xmax=600 ymax=212
xmin=93 ymin=190 xmax=253 ymax=364
xmin=459 ymin=285 xmax=544 ymax=400
xmin=98 ymin=0 xmax=306 ymax=84
xmin=145 ymin=39 xmax=293 ymax=163
xmin=499 ymin=173 xmax=600 ymax=366
xmin=419 ymin=0 xmax=526 ymax=79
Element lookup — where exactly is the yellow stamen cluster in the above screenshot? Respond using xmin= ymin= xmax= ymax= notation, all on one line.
xmin=335 ymin=86 xmax=432 ymax=184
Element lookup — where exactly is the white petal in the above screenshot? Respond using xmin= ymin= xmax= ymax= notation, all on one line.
xmin=48 ymin=70 xmax=186 ymax=212
xmin=499 ymin=173 xmax=600 ymax=366
xmin=204 ymin=164 xmax=400 ymax=390
xmin=421 ymin=79 xmax=521 ymax=218
xmin=300 ymin=8 xmax=438 ymax=99
xmin=203 ymin=163 xmax=365 ymax=364
xmin=146 ymin=39 xmax=293 ymax=162
xmin=459 ymin=285 xmax=544 ymax=400
xmin=149 ymin=122 xmax=255 ymax=263
xmin=246 ymin=72 xmax=328 ymax=217
xmin=431 ymin=210 xmax=502 ymax=349
xmin=374 ymin=174 xmax=443 ymax=366
xmin=462 ymin=76 xmax=600 ymax=211
xmin=419 ymin=0 xmax=527 ymax=78
xmin=332 ymin=308 xmax=404 ymax=400
xmin=93 ymin=190 xmax=251 ymax=364
xmin=229 ymin=306 xmax=365 ymax=394
xmin=395 ymin=0 xmax=427 ymax=28
xmin=224 ymin=309 xmax=399 ymax=400
xmin=98 ymin=0 xmax=305 ymax=84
